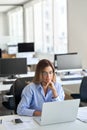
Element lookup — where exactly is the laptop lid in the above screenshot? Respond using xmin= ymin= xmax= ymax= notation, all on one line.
xmin=34 ymin=99 xmax=80 ymax=125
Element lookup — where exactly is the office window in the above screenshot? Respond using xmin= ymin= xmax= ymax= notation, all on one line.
xmin=34 ymin=2 xmax=43 ymax=52
xmin=42 ymin=0 xmax=53 ymax=52
xmin=25 ymin=6 xmax=34 ymax=42
xmin=10 ymin=0 xmax=67 ymax=53
xmin=8 ymin=7 xmax=23 ymax=42
xmin=54 ymin=0 xmax=67 ymax=53
xmin=34 ymin=0 xmax=67 ymax=53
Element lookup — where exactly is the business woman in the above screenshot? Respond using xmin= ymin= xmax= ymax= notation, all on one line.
xmin=17 ymin=59 xmax=65 ymax=116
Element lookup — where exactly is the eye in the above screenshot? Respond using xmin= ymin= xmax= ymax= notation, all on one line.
xmin=42 ymin=71 xmax=53 ymax=76
xmin=49 ymin=71 xmax=53 ymax=74
xmin=42 ymin=72 xmax=47 ymax=76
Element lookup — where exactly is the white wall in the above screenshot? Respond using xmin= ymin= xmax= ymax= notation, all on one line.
xmin=67 ymin=0 xmax=87 ymax=69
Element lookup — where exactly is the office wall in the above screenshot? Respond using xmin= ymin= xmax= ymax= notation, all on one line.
xmin=67 ymin=0 xmax=87 ymax=69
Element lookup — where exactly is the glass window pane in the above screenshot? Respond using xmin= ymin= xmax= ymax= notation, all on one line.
xmin=8 ymin=7 xmax=23 ymax=42
xmin=34 ymin=2 xmax=43 ymax=52
xmin=54 ymin=0 xmax=67 ymax=53
xmin=25 ymin=6 xmax=34 ymax=42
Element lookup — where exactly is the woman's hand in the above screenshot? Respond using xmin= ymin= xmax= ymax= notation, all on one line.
xmin=47 ymin=81 xmax=58 ymax=98
xmin=47 ymin=81 xmax=55 ymax=90
xmin=33 ymin=110 xmax=41 ymax=116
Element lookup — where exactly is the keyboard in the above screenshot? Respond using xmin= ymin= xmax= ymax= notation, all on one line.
xmin=3 ymin=80 xmax=15 ymax=84
xmin=61 ymin=77 xmax=83 ymax=81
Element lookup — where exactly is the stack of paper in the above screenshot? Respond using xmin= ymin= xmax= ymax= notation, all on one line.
xmin=77 ymin=107 xmax=87 ymax=123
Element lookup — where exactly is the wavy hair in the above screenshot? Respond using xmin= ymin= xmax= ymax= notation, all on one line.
xmin=33 ymin=59 xmax=56 ymax=84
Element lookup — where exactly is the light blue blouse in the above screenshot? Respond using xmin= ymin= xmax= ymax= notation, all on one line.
xmin=17 ymin=82 xmax=65 ymax=116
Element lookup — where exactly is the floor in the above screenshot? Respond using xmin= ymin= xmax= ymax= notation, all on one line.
xmin=0 ymin=92 xmax=14 ymax=116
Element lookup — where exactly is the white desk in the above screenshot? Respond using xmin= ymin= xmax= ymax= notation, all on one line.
xmin=56 ymin=68 xmax=87 ymax=85
xmin=16 ymin=52 xmax=39 ymax=65
xmin=57 ymin=75 xmax=81 ymax=95
xmin=0 ymin=107 xmax=87 ymax=130
xmin=0 ymin=83 xmax=12 ymax=92
xmin=56 ymin=69 xmax=87 ymax=95
xmin=57 ymin=76 xmax=82 ymax=85
xmin=0 ymin=70 xmax=86 ymax=95
xmin=0 ymin=72 xmax=35 ymax=92
xmin=19 ymin=71 xmax=35 ymax=78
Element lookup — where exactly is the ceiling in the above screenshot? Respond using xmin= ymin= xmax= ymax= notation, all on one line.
xmin=0 ymin=0 xmax=31 ymax=12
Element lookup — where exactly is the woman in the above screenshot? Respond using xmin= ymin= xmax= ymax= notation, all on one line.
xmin=17 ymin=59 xmax=65 ymax=116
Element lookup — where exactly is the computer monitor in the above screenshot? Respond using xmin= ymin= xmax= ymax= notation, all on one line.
xmin=54 ymin=52 xmax=78 ymax=68
xmin=18 ymin=42 xmax=34 ymax=52
xmin=57 ymin=53 xmax=82 ymax=70
xmin=8 ymin=45 xmax=18 ymax=54
xmin=0 ymin=58 xmax=27 ymax=78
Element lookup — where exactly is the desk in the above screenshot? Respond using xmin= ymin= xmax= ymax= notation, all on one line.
xmin=57 ymin=75 xmax=81 ymax=96
xmin=0 ymin=83 xmax=12 ymax=92
xmin=0 ymin=72 xmax=35 ymax=92
xmin=19 ymin=71 xmax=35 ymax=78
xmin=56 ymin=68 xmax=87 ymax=85
xmin=0 ymin=70 xmax=86 ymax=97
xmin=56 ymin=69 xmax=87 ymax=96
xmin=0 ymin=107 xmax=87 ymax=130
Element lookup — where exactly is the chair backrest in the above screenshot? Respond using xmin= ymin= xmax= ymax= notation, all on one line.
xmin=80 ymin=76 xmax=87 ymax=102
xmin=13 ymin=77 xmax=34 ymax=113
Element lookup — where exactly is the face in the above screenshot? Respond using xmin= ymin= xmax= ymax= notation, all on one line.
xmin=41 ymin=66 xmax=53 ymax=84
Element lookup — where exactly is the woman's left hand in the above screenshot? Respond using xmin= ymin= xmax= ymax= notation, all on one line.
xmin=47 ymin=81 xmax=58 ymax=98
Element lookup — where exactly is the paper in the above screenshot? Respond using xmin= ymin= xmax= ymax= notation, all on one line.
xmin=77 ymin=107 xmax=87 ymax=123
xmin=2 ymin=117 xmax=37 ymax=130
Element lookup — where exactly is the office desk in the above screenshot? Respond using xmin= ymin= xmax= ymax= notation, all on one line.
xmin=56 ymin=68 xmax=87 ymax=85
xmin=57 ymin=76 xmax=82 ymax=85
xmin=56 ymin=75 xmax=81 ymax=96
xmin=0 ymin=72 xmax=35 ymax=92
xmin=0 ymin=83 xmax=12 ymax=92
xmin=56 ymin=69 xmax=87 ymax=96
xmin=0 ymin=70 xmax=86 ymax=97
xmin=0 ymin=107 xmax=87 ymax=130
xmin=19 ymin=71 xmax=35 ymax=78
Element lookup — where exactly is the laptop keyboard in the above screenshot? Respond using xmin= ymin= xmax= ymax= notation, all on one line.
xmin=61 ymin=77 xmax=83 ymax=81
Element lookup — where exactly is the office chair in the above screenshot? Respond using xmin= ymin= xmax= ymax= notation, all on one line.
xmin=2 ymin=77 xmax=33 ymax=114
xmin=71 ymin=76 xmax=87 ymax=106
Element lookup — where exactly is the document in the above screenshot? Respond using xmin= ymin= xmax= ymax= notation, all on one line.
xmin=2 ymin=117 xmax=37 ymax=130
xmin=77 ymin=107 xmax=87 ymax=123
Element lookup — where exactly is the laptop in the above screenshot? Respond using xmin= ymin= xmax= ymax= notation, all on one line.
xmin=33 ymin=99 xmax=80 ymax=125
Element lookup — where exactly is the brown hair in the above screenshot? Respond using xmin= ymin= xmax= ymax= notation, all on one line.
xmin=33 ymin=59 xmax=56 ymax=84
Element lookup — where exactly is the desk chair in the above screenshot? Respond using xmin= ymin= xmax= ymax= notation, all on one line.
xmin=71 ymin=76 xmax=87 ymax=106
xmin=2 ymin=77 xmax=33 ymax=114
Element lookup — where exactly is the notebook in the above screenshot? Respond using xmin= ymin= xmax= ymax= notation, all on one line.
xmin=33 ymin=99 xmax=80 ymax=125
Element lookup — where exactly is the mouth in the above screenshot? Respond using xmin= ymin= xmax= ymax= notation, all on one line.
xmin=42 ymin=81 xmax=47 ymax=86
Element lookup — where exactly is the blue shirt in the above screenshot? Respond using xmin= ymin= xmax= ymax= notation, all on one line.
xmin=17 ymin=82 xmax=65 ymax=116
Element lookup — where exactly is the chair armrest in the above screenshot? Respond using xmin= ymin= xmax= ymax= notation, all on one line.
xmin=3 ymin=95 xmax=14 ymax=102
xmin=3 ymin=95 xmax=13 ymax=98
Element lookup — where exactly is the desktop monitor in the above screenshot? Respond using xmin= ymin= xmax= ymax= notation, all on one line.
xmin=54 ymin=52 xmax=78 ymax=68
xmin=8 ymin=45 xmax=18 ymax=54
xmin=18 ymin=42 xmax=34 ymax=52
xmin=57 ymin=53 xmax=82 ymax=70
xmin=0 ymin=58 xmax=27 ymax=78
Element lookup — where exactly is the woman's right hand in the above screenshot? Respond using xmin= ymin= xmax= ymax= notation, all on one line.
xmin=33 ymin=110 xmax=41 ymax=116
